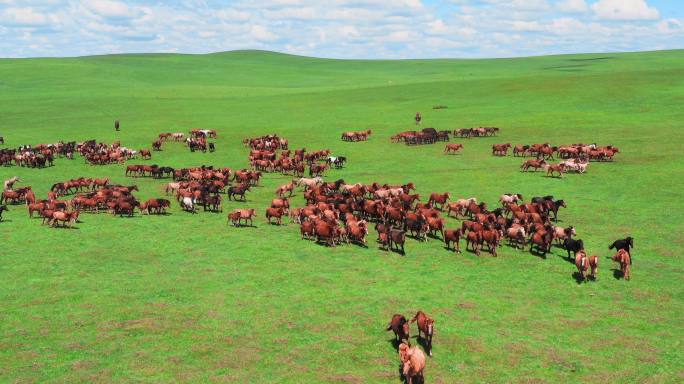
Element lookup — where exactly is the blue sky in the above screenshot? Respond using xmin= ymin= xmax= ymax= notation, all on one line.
xmin=0 ymin=0 xmax=682 ymax=58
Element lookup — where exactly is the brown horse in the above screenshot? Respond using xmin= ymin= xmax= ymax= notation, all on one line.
xmin=444 ymin=143 xmax=463 ymax=154
xmin=521 ymin=159 xmax=546 ymax=172
xmin=410 ymin=310 xmax=434 ymax=356
xmin=387 ymin=314 xmax=410 ymax=345
xmin=265 ymin=207 xmax=285 ymax=225
xmin=575 ymin=250 xmax=589 ymax=281
xmin=492 ymin=143 xmax=511 ymax=156
xmin=428 ymin=192 xmax=450 ymax=210
xmin=400 ymin=343 xmax=426 ymax=384
xmin=275 ymin=181 xmax=296 ymax=198
xmin=612 ymin=249 xmax=631 ymax=280
xmin=228 ymin=208 xmax=256 ymax=227
xmin=543 ymin=163 xmax=565 ymax=178
xmin=443 ymin=228 xmax=463 ymax=253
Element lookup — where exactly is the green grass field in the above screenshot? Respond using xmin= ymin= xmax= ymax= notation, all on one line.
xmin=1 ymin=50 xmax=683 ymax=383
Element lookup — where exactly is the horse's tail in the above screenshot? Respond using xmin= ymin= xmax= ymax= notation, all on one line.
xmin=608 ymin=242 xmax=615 ymax=250
xmin=386 ymin=323 xmax=393 ymax=331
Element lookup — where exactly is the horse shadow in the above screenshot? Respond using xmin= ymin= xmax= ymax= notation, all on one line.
xmin=528 ymin=248 xmax=548 ymax=259
xmin=415 ymin=335 xmax=430 ymax=354
xmin=612 ymin=268 xmax=625 ymax=280
xmin=572 ymin=272 xmax=585 ymax=284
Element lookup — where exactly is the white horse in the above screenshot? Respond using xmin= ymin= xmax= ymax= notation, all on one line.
xmin=499 ymin=193 xmax=522 ymax=206
xmin=297 ymin=177 xmax=323 ymax=190
xmin=3 ymin=176 xmax=19 ymax=190
xmin=181 ymin=197 xmax=196 ymax=213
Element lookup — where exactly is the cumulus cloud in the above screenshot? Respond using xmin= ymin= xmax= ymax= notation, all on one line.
xmin=591 ymin=0 xmax=660 ymax=21
xmin=0 ymin=0 xmax=680 ymax=58
xmin=556 ymin=0 xmax=588 ymax=13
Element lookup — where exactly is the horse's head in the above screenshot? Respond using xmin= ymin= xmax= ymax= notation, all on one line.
xmin=626 ymin=236 xmax=634 ymax=247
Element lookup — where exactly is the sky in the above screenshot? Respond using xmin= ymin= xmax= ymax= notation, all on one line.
xmin=0 ymin=0 xmax=682 ymax=59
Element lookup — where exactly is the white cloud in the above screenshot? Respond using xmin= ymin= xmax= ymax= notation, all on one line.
xmin=84 ymin=0 xmax=137 ymax=19
xmin=657 ymin=18 xmax=683 ymax=34
xmin=1 ymin=7 xmax=53 ymax=26
xmin=250 ymin=25 xmax=278 ymax=41
xmin=592 ymin=0 xmax=660 ymax=21
xmin=556 ymin=0 xmax=588 ymax=13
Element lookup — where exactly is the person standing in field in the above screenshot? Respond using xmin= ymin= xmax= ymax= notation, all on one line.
xmin=115 ymin=120 xmax=120 ymax=131
xmin=415 ymin=112 xmax=422 ymax=125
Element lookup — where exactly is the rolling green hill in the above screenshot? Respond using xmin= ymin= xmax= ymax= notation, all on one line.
xmin=0 ymin=50 xmax=683 ymax=383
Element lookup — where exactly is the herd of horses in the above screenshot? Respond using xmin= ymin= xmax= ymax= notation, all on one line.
xmin=1 ymin=122 xmax=636 ymax=384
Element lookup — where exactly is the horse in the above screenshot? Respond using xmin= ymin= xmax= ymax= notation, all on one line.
xmin=563 ymin=238 xmax=584 ymax=260
xmin=609 ymin=237 xmax=633 ymax=264
xmin=399 ymin=343 xmax=426 ymax=384
xmin=505 ymin=225 xmax=526 ymax=249
xmin=428 ymin=192 xmax=450 ymax=210
xmin=530 ymin=227 xmax=553 ymax=256
xmin=499 ymin=193 xmax=522 ymax=206
xmin=297 ymin=177 xmax=323 ymax=190
xmin=543 ymin=163 xmax=565 ymax=178
xmin=410 ymin=310 xmax=434 ymax=356
xmin=0 ymin=205 xmax=7 ymax=221
xmin=387 ymin=314 xmax=410 ymax=345
xmin=612 ymin=249 xmax=631 ymax=280
xmin=444 ymin=228 xmax=462 ymax=253
xmin=589 ymin=255 xmax=598 ymax=280
xmin=521 ymin=159 xmax=546 ymax=172
xmin=444 ymin=143 xmax=463 ymax=154
xmin=276 ymin=181 xmax=296 ymax=198
xmin=492 ymin=143 xmax=511 ymax=156
xmin=552 ymin=226 xmax=576 ymax=245
xmin=180 ymin=197 xmax=196 ymax=213
xmin=575 ymin=250 xmax=589 ymax=281
xmin=389 ymin=228 xmax=407 ymax=254
xmin=265 ymin=207 xmax=285 ymax=225
xmin=50 ymin=210 xmax=79 ymax=228
xmin=228 ymin=208 xmax=256 ymax=227
xmin=3 ymin=176 xmax=19 ymax=190
xmin=228 ymin=184 xmax=251 ymax=201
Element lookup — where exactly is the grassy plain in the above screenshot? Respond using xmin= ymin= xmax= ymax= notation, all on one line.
xmin=0 ymin=50 xmax=683 ymax=383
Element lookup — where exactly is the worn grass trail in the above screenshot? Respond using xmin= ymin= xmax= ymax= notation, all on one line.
xmin=0 ymin=50 xmax=683 ymax=383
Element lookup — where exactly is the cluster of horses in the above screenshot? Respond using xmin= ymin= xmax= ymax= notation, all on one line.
xmin=243 ymin=134 xmax=288 ymax=151
xmin=340 ymin=129 xmax=372 ymax=142
xmin=387 ymin=311 xmax=433 ymax=383
xmin=50 ymin=177 xmax=110 ymax=196
xmin=512 ymin=142 xmax=620 ymax=161
xmin=1 ymin=179 xmax=80 ymax=226
xmin=78 ymin=140 xmax=146 ymax=164
xmin=453 ymin=127 xmax=500 ymax=138
xmin=391 ymin=128 xmax=450 ymax=145
xmin=0 ymin=142 xmax=66 ymax=167
xmin=155 ymin=129 xmax=217 ymax=153
xmin=164 ymin=166 xmax=263 ymax=213
xmin=248 ymin=146 xmax=342 ymax=178
xmin=125 ymin=164 xmax=175 ymax=178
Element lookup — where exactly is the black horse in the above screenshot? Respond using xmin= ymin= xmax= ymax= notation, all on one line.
xmin=609 ymin=236 xmax=634 ymax=264
xmin=0 ymin=205 xmax=8 ymax=221
xmin=563 ymin=238 xmax=584 ymax=260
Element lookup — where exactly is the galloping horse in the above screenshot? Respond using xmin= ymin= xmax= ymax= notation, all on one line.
xmin=410 ymin=310 xmax=435 ymax=356
xmin=444 ymin=143 xmax=463 ymax=154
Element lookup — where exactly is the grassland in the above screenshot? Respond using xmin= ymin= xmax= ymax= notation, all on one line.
xmin=0 ymin=50 xmax=683 ymax=383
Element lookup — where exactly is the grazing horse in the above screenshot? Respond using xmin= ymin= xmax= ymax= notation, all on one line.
xmin=399 ymin=343 xmax=426 ymax=384
xmin=609 ymin=236 xmax=633 ymax=264
xmin=444 ymin=143 xmax=463 ymax=154
xmin=612 ymin=249 xmax=631 ymax=280
xmin=180 ymin=197 xmax=196 ymax=213
xmin=3 ymin=176 xmax=19 ymax=190
xmin=387 ymin=314 xmax=410 ymax=345
xmin=410 ymin=310 xmax=435 ymax=356
xmin=0 ymin=205 xmax=7 ymax=221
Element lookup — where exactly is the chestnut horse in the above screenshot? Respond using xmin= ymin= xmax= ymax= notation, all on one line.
xmin=387 ymin=314 xmax=410 ymax=345
xmin=612 ymin=249 xmax=631 ymax=280
xmin=410 ymin=310 xmax=435 ymax=356
xmin=444 ymin=143 xmax=463 ymax=154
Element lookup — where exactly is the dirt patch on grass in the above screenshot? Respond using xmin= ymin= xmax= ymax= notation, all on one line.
xmin=71 ymin=360 xmax=94 ymax=371
xmin=459 ymin=301 xmax=477 ymax=310
xmin=464 ymin=337 xmax=485 ymax=353
xmin=325 ymin=373 xmax=365 ymax=383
